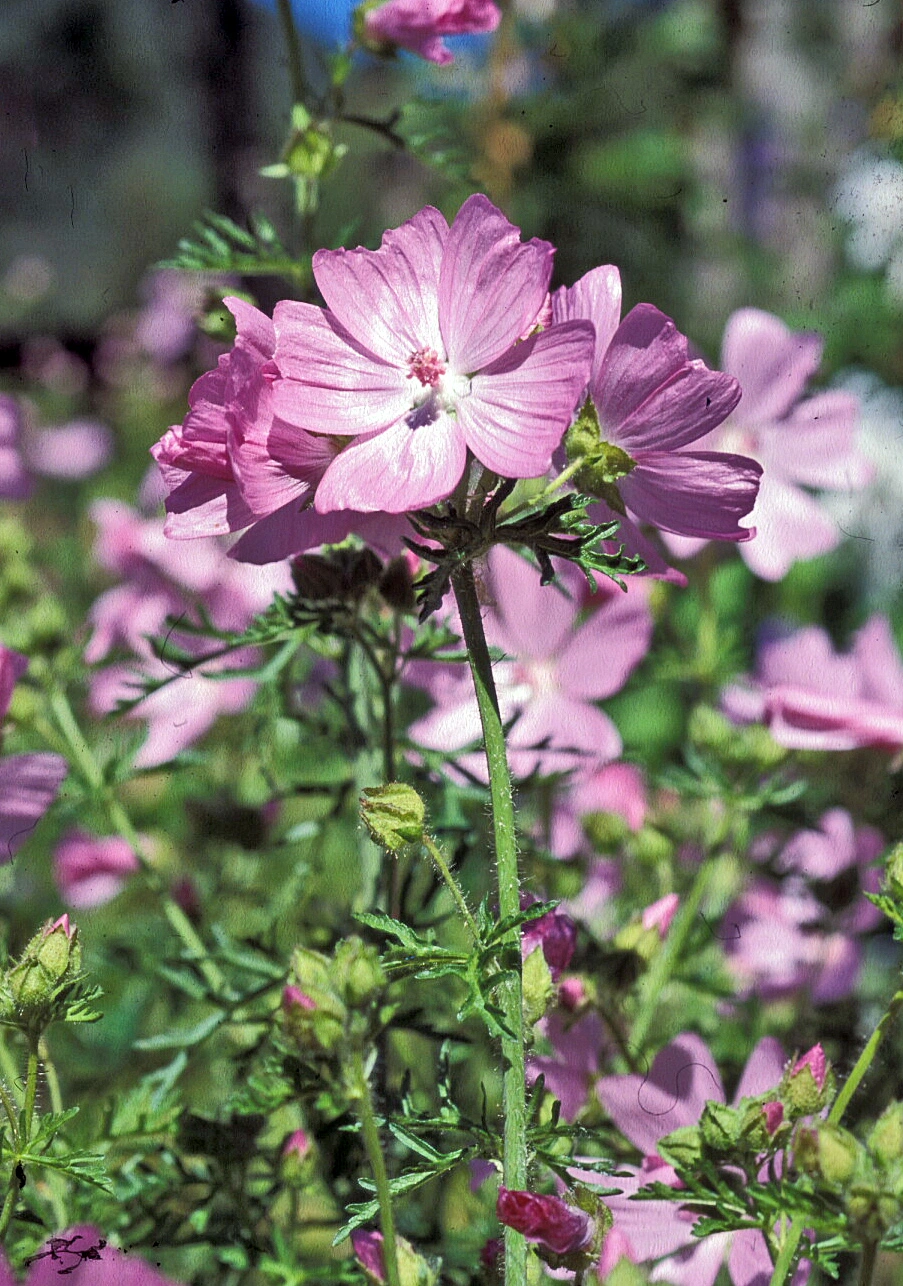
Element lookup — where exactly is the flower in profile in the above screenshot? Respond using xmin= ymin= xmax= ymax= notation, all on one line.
xmin=722 ymin=615 xmax=903 ymax=753
xmin=521 ymin=901 xmax=577 ymax=980
xmin=409 ymin=546 xmax=652 ymax=778
xmin=360 ymin=0 xmax=502 ymax=65
xmin=496 ymin=1188 xmax=594 ymax=1256
xmin=0 ymin=645 xmax=67 ymax=863
xmin=53 ymin=830 xmax=140 ymax=909
xmin=551 ymin=266 xmax=760 ymax=578
xmin=270 ymin=195 xmax=594 ymax=515
xmin=350 ymin=1230 xmax=386 ymax=1284
xmin=664 ymin=309 xmax=872 ymax=580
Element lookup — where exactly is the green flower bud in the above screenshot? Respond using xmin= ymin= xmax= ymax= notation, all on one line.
xmin=283 ymin=948 xmax=347 ymax=1054
xmin=699 ymin=1101 xmax=741 ymax=1152
xmin=794 ymin=1122 xmax=863 ymax=1186
xmin=630 ymin=827 xmax=673 ymax=866
xmin=522 ymin=945 xmax=555 ymax=1027
xmin=782 ymin=1044 xmax=834 ymax=1116
xmin=847 ymin=1184 xmax=899 ymax=1241
xmin=657 ymin=1125 xmax=704 ymax=1169
xmin=868 ymin=1101 xmax=903 ymax=1168
xmin=360 ymin=783 xmax=426 ymax=852
xmin=333 ymin=937 xmax=385 ymax=1007
xmin=688 ymin=705 xmax=786 ymax=770
xmin=581 ymin=809 xmax=629 ymax=852
xmin=5 ymin=915 xmax=82 ymax=1023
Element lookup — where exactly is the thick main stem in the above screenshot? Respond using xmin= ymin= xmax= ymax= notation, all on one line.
xmin=451 ymin=562 xmax=528 ymax=1286
xmin=352 ymin=1048 xmax=402 ymax=1286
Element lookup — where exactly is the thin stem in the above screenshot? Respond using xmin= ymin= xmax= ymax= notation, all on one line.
xmin=857 ymin=1241 xmax=878 ymax=1286
xmin=276 ymin=0 xmax=308 ymax=107
xmin=0 ymin=1079 xmax=19 ymax=1145
xmin=38 ymin=1039 xmax=63 ymax=1117
xmin=768 ymin=987 xmax=903 ymax=1286
xmin=630 ymin=862 xmax=711 ymax=1053
xmin=451 ymin=561 xmax=527 ymax=1286
xmin=422 ymin=834 xmax=480 ymax=943
xmin=351 ymin=1047 xmax=402 ymax=1286
xmin=23 ymin=1040 xmax=39 ymax=1142
xmin=0 ymin=1186 xmax=16 ymax=1243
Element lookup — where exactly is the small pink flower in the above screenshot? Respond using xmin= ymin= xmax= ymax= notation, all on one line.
xmin=54 ymin=830 xmax=140 ymax=909
xmin=496 ymin=1187 xmax=594 ymax=1256
xmin=362 ymin=0 xmax=502 ymax=65
xmin=350 ymin=1230 xmax=386 ymax=1284
xmin=26 ymin=418 xmax=113 ymax=480
xmin=722 ymin=615 xmax=903 ymax=753
xmin=271 ymin=196 xmax=594 ymax=516
xmin=282 ymin=985 xmax=316 ymax=1012
xmin=666 ymin=309 xmax=873 ymax=581
xmin=558 ymin=976 xmax=586 ymax=1011
xmin=281 ymin=1129 xmax=310 ymax=1160
xmin=641 ymin=892 xmax=679 ymax=938
xmin=552 ymin=267 xmax=760 ymax=576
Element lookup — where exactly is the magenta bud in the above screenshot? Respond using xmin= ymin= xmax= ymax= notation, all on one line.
xmin=521 ymin=907 xmax=577 ymax=982
xmin=763 ymin=1100 xmax=784 ymax=1135
xmin=282 ymin=1129 xmax=310 ymax=1160
xmin=351 ymin=1230 xmax=386 ymax=1284
xmin=282 ymin=985 xmax=315 ymax=1012
xmin=558 ymin=976 xmax=586 ymax=1011
xmin=793 ymin=1043 xmax=828 ymax=1091
xmin=496 ymin=1187 xmax=593 ymax=1256
xmin=641 ymin=892 xmax=679 ymax=938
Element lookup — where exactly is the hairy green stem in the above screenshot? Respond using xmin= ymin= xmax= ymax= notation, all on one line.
xmin=630 ymin=861 xmax=711 ymax=1053
xmin=351 ymin=1047 xmax=402 ymax=1286
xmin=38 ymin=1038 xmax=63 ymax=1117
xmin=23 ymin=1040 xmax=39 ymax=1142
xmin=0 ymin=1078 xmax=19 ymax=1145
xmin=422 ymin=834 xmax=480 ymax=943
xmin=769 ymin=987 xmax=903 ymax=1286
xmin=451 ymin=561 xmax=527 ymax=1286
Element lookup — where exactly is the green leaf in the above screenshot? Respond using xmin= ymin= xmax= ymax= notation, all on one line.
xmin=133 ymin=1010 xmax=225 ymax=1050
xmin=159 ymin=210 xmax=309 ymax=282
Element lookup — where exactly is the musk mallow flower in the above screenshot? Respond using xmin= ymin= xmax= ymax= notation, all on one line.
xmin=269 ymin=195 xmax=595 ymax=515
xmin=551 ymin=266 xmax=760 ymax=576
xmin=360 ymin=0 xmax=502 ymax=65
xmin=664 ymin=308 xmax=873 ymax=580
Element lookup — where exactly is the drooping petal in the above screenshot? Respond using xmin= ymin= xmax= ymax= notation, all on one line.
xmin=551 ymin=264 xmax=622 ymax=390
xmin=313 ymin=413 xmax=467 ymax=514
xmin=457 ymin=321 xmax=594 ymax=477
xmin=231 ymin=405 xmax=334 ymax=518
xmin=721 ymin=308 xmax=822 ymax=424
xmin=613 ymin=361 xmax=741 ymax=453
xmin=439 ymin=194 xmax=554 ymax=372
xmin=739 ymin=475 xmax=838 ymax=581
xmin=0 ymin=753 xmax=68 ymax=863
xmin=619 ymin=451 xmax=761 ymax=540
xmin=153 ymin=438 xmax=257 ymax=538
xmin=593 ymin=305 xmax=689 ymax=433
xmin=311 ymin=207 xmax=447 ymax=365
xmin=272 ymin=303 xmax=411 ymax=436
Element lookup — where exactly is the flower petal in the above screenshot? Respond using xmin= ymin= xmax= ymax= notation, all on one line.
xmin=593 ymin=304 xmax=689 ymax=432
xmin=311 ymin=207 xmax=447 ymax=364
xmin=457 ymin=321 xmax=594 ymax=476
xmin=313 ymin=412 xmax=467 ymax=514
xmin=226 ymin=295 xmax=276 ymax=362
xmin=439 ymin=194 xmax=554 ymax=371
xmin=614 ymin=362 xmax=741 ymax=453
xmin=721 ymin=308 xmax=822 ymax=423
xmin=482 ymin=545 xmax=578 ymax=660
xmin=734 ymin=1037 xmax=786 ymax=1100
xmin=560 ymin=584 xmax=653 ymax=699
xmin=0 ymin=754 xmax=67 ymax=863
xmin=619 ymin=450 xmax=761 ymax=540
xmin=552 ymin=264 xmax=622 ymax=389
xmin=763 ymin=391 xmax=870 ymax=489
xmin=740 ymin=475 xmax=838 ymax=580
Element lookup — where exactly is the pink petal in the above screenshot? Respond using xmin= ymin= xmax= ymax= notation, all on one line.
xmin=757 ymin=625 xmax=854 ymax=694
xmin=559 ymin=583 xmax=652 ymax=700
xmin=27 ymin=419 xmax=114 ymax=480
xmin=597 ymin=1033 xmax=724 ymax=1156
xmin=593 ymin=305 xmax=689 ymax=431
xmin=721 ymin=308 xmax=822 ymax=423
xmin=614 ymin=362 xmax=741 ymax=453
xmin=740 ymin=475 xmax=839 ymax=581
xmin=589 ymin=502 xmax=689 ymax=585
xmin=272 ymin=303 xmax=411 ymax=436
xmin=311 ymin=207 xmax=447 ymax=365
xmin=0 ymin=646 xmax=29 ymax=721
xmin=482 ymin=546 xmax=578 ymax=660
xmin=313 ymin=412 xmax=467 ymax=514
xmin=439 ymin=194 xmax=554 ymax=372
xmin=620 ymin=451 xmax=761 ymax=540
xmin=571 ymin=762 xmax=647 ymax=831
xmin=779 ymin=809 xmax=857 ymax=881
xmin=728 ymin=1229 xmax=784 ymax=1286
xmin=506 ymin=694 xmax=622 ymax=777
xmin=551 ymin=264 xmax=623 ymax=390
xmin=155 ymin=457 xmax=257 ymax=539
xmin=226 ymin=295 xmax=276 ymax=361
xmin=0 ymin=753 xmax=68 ymax=862
xmin=811 ymin=934 xmax=861 ymax=1004
xmin=231 ymin=409 xmax=333 ymax=518
xmin=459 ymin=321 xmax=594 ymax=476
xmin=650 ymin=1230 xmax=730 ymax=1286
xmin=854 ymin=616 xmax=903 ymax=709
xmin=764 ymin=391 xmax=870 ymax=489
xmin=733 ymin=1037 xmax=786 ymax=1100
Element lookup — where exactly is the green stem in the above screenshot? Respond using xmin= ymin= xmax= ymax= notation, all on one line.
xmin=422 ymin=834 xmax=480 ymax=943
xmin=23 ymin=1040 xmax=39 ymax=1143
xmin=857 ymin=1241 xmax=878 ymax=1286
xmin=630 ymin=862 xmax=711 ymax=1053
xmin=451 ymin=561 xmax=527 ymax=1286
xmin=0 ymin=1078 xmax=19 ymax=1145
xmin=38 ymin=1038 xmax=63 ymax=1117
xmin=769 ymin=988 xmax=903 ymax=1286
xmin=0 ymin=1185 xmax=16 ymax=1243
xmin=351 ymin=1047 xmax=402 ymax=1286
xmin=276 ymin=0 xmax=308 ymax=107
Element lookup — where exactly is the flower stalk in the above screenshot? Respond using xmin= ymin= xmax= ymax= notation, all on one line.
xmin=451 ymin=560 xmax=528 ymax=1286
xmin=351 ymin=1047 xmax=402 ymax=1286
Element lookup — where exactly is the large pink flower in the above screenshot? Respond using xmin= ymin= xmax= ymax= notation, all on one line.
xmin=722 ymin=615 xmax=903 ymax=753
xmin=270 ymin=196 xmax=594 ymax=515
xmin=408 ymin=546 xmax=652 ymax=778
xmin=551 ymin=267 xmax=760 ymax=576
xmin=665 ymin=309 xmax=873 ymax=580
xmin=0 ymin=645 xmax=67 ymax=863
xmin=362 ymin=0 xmax=502 ymax=65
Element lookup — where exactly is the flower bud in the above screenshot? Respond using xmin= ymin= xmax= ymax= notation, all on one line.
xmin=782 ymin=1043 xmax=833 ymax=1115
xmin=280 ymin=1128 xmax=314 ymax=1185
xmin=360 ymin=783 xmax=426 ymax=852
xmin=282 ymin=951 xmax=346 ymax=1054
xmin=333 ymin=937 xmax=385 ymax=1007
xmin=700 ymin=1101 xmax=741 ymax=1152
xmin=794 ymin=1123 xmax=862 ymax=1185
xmin=884 ymin=842 xmax=903 ymax=902
xmin=350 ymin=1229 xmax=440 ymax=1286
xmin=521 ymin=906 xmax=576 ymax=982
xmin=763 ymin=1100 xmax=784 ymax=1136
xmin=521 ymin=946 xmax=555 ymax=1027
xmin=6 ymin=915 xmax=82 ymax=1017
xmin=657 ymin=1125 xmax=704 ymax=1169
xmin=847 ymin=1185 xmax=900 ymax=1241
xmin=558 ymin=977 xmax=586 ymax=1012
xmin=496 ymin=1187 xmax=594 ymax=1258
xmin=868 ymin=1101 xmax=903 ymax=1168
xmin=351 ymin=1230 xmax=386 ymax=1284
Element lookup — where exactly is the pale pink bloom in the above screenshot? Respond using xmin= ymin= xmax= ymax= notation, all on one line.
xmin=585 ymin=1034 xmax=808 ymax=1286
xmin=551 ymin=267 xmax=760 ymax=576
xmin=0 ymin=644 xmax=67 ymax=862
xmin=642 ymin=892 xmax=679 ymax=937
xmin=722 ymin=615 xmax=903 ymax=752
xmin=546 ymin=761 xmax=647 ymax=859
xmin=409 ymin=546 xmax=652 ymax=778
xmin=54 ymin=830 xmax=140 ymax=908
xmin=528 ymin=1009 xmax=610 ymax=1121
xmin=270 ymin=196 xmax=594 ymax=515
xmin=363 ymin=0 xmax=502 ymax=65
xmin=496 ymin=1187 xmax=594 ymax=1256
xmin=26 ymin=418 xmax=113 ymax=480
xmin=151 ymin=297 xmax=407 ymax=564
xmin=0 ymin=396 xmax=32 ymax=500
xmin=665 ymin=309 xmax=873 ymax=580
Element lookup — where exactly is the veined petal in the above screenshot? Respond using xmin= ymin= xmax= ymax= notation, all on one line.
xmin=231 ymin=408 xmax=333 ymax=518
xmin=482 ymin=545 xmax=578 ymax=660
xmin=593 ymin=304 xmax=689 ymax=431
xmin=152 ymin=446 xmax=257 ymax=538
xmin=560 ymin=586 xmax=652 ymax=700
xmin=620 ymin=450 xmax=761 ymax=540
xmin=439 ymin=194 xmax=554 ymax=372
xmin=0 ymin=753 xmax=68 ymax=863
xmin=225 ymin=295 xmax=276 ymax=362
xmin=311 ymin=207 xmax=447 ymax=364
xmin=552 ymin=265 xmax=622 ymax=390
xmin=313 ymin=412 xmax=467 ymax=514
xmin=507 ymin=695 xmax=622 ymax=777
xmin=721 ymin=308 xmax=822 ymax=423
xmin=272 ymin=302 xmax=411 ymax=436
xmin=228 ymin=500 xmax=357 ymax=564
xmin=734 ymin=1037 xmax=786 ymax=1099
xmin=614 ymin=362 xmax=741 ymax=453
xmin=458 ymin=321 xmax=594 ymax=476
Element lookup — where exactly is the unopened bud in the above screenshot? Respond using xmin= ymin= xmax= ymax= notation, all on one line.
xmin=281 ymin=1128 xmax=314 ymax=1184
xmin=6 ymin=915 xmax=82 ymax=1017
xmin=794 ymin=1122 xmax=862 ymax=1185
xmin=657 ymin=1125 xmax=704 ymax=1169
xmin=496 ymin=1187 xmax=594 ymax=1259
xmin=783 ymin=1044 xmax=833 ymax=1115
xmin=522 ymin=946 xmax=555 ymax=1027
xmin=333 ymin=936 xmax=385 ymax=1007
xmin=360 ymin=783 xmax=426 ymax=852
xmin=868 ymin=1101 xmax=903 ymax=1167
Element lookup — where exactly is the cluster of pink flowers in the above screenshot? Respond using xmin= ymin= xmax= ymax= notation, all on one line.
xmin=151 ymin=196 xmax=761 ymax=570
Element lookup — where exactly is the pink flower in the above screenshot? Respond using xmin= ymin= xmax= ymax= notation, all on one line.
xmin=521 ymin=902 xmax=577 ymax=980
xmin=544 ymin=761 xmax=647 ymax=860
xmin=722 ymin=615 xmax=903 ymax=753
xmin=551 ymin=267 xmax=760 ymax=577
xmin=665 ymin=309 xmax=872 ymax=580
xmin=270 ymin=196 xmax=594 ymax=515
xmin=350 ymin=1230 xmax=386 ymax=1284
xmin=362 ymin=0 xmax=502 ymax=65
xmin=409 ymin=546 xmax=652 ymax=778
xmin=25 ymin=418 xmax=113 ymax=480
xmin=281 ymin=1128 xmax=311 ymax=1160
xmin=53 ymin=830 xmax=140 ymax=908
xmin=151 ymin=297 xmax=405 ymax=565
xmin=585 ymin=1034 xmax=808 ymax=1286
xmin=528 ymin=1009 xmax=610 ymax=1121
xmin=8 ymin=1223 xmax=182 ymax=1284
xmin=496 ymin=1188 xmax=594 ymax=1256
xmin=0 ymin=645 xmax=67 ymax=863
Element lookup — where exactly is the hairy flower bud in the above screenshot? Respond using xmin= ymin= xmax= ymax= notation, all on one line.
xmin=281 ymin=1129 xmax=314 ymax=1185
xmin=6 ymin=914 xmax=82 ymax=1022
xmin=783 ymin=1043 xmax=833 ymax=1115
xmin=360 ymin=783 xmax=426 ymax=852
xmin=794 ymin=1122 xmax=862 ymax=1185
xmin=282 ymin=951 xmax=346 ymax=1054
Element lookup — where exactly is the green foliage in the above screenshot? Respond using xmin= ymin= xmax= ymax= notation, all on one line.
xmin=159 ymin=211 xmax=310 ymax=285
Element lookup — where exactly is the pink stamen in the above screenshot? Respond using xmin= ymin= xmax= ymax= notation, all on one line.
xmin=407 ymin=346 xmax=446 ymax=388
